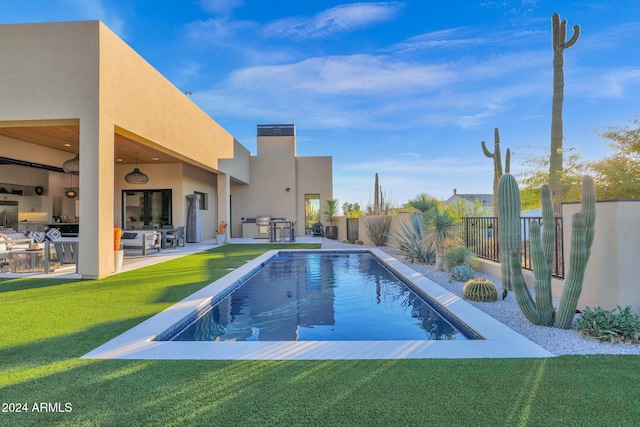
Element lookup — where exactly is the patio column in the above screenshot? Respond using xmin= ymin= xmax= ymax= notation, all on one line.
xmin=217 ymin=172 xmax=230 ymax=238
xmin=78 ymin=116 xmax=114 ymax=279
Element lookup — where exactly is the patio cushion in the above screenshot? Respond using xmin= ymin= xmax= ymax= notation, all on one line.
xmin=0 ymin=233 xmax=10 ymax=251
xmin=45 ymin=228 xmax=62 ymax=241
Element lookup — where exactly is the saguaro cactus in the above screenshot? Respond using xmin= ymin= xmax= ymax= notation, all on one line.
xmin=497 ymin=173 xmax=595 ymax=328
xmin=374 ymin=173 xmax=380 ymax=215
xmin=481 ymin=127 xmax=511 ymax=216
xmin=550 ymin=13 xmax=580 ymax=214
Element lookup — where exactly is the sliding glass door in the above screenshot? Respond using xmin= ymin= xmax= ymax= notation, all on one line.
xmin=123 ymin=190 xmax=172 ymax=229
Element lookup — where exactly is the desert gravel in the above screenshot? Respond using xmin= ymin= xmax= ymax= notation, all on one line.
xmin=321 ymin=239 xmax=640 ymax=356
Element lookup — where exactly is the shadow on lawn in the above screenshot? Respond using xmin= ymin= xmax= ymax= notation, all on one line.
xmin=0 ymin=277 xmax=83 ymax=294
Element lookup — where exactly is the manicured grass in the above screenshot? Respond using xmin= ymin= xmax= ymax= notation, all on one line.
xmin=1 ymin=243 xmax=639 ymax=426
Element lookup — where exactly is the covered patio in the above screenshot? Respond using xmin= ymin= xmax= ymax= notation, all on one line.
xmin=0 ymin=21 xmax=250 ymax=278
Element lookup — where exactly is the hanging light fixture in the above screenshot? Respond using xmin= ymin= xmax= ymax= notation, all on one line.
xmin=64 ymin=172 xmax=78 ymax=198
xmin=124 ymin=152 xmax=149 ymax=184
xmin=62 ymin=153 xmax=80 ymax=174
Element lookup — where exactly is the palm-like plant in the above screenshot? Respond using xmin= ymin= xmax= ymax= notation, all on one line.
xmin=407 ymin=193 xmax=438 ymax=213
xmin=424 ymin=207 xmax=461 ymax=271
xmin=323 ymin=199 xmax=339 ymax=225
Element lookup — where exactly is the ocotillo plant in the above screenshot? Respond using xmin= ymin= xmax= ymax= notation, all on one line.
xmin=550 ymin=13 xmax=580 ymax=214
xmin=481 ymin=127 xmax=511 ymax=216
xmin=498 ymin=173 xmax=595 ymax=328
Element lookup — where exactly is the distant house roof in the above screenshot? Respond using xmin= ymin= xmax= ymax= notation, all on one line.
xmin=444 ymin=189 xmax=493 ymax=207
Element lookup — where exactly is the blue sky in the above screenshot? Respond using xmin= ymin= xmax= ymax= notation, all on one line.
xmin=4 ymin=1 xmax=640 ymax=206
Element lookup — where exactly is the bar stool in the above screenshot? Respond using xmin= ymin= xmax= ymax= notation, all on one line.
xmin=280 ymin=222 xmax=292 ymax=242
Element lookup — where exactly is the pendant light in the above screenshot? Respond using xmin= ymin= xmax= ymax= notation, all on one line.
xmin=62 ymin=153 xmax=80 ymax=174
xmin=124 ymin=152 xmax=149 ymax=184
xmin=64 ymin=172 xmax=78 ymax=198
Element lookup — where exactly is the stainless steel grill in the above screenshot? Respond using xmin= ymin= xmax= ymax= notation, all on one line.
xmin=256 ymin=215 xmax=271 ymax=236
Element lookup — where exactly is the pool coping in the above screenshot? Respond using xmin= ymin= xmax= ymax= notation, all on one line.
xmin=82 ymin=249 xmax=554 ymax=360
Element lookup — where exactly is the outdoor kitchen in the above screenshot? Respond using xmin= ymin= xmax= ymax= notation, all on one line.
xmin=241 ymin=215 xmax=295 ymax=242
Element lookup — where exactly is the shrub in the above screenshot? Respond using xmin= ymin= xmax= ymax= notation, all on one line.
xmin=363 ymin=215 xmax=392 ymax=246
xmin=387 ymin=213 xmax=434 ymax=264
xmin=449 ymin=265 xmax=476 ymax=282
xmin=444 ymin=246 xmax=478 ymax=271
xmin=355 ymin=240 xmax=363 ymax=245
xmin=341 ymin=239 xmax=349 ymax=243
xmin=463 ymin=279 xmax=498 ymax=302
xmin=574 ymin=305 xmax=640 ymax=344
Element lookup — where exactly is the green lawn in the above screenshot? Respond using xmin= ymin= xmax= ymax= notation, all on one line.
xmin=1 ymin=244 xmax=639 ymax=426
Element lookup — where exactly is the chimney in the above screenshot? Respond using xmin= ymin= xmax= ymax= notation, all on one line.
xmin=453 ymin=188 xmax=457 ymax=195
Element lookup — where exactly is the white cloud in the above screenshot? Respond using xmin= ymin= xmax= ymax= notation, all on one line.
xmin=571 ymin=67 xmax=640 ymax=98
xmin=227 ymin=55 xmax=456 ymax=94
xmin=195 ymin=46 xmax=552 ymax=133
xmin=264 ymin=2 xmax=404 ymax=39
xmin=391 ymin=28 xmax=488 ymax=53
xmin=186 ymin=17 xmax=258 ymax=48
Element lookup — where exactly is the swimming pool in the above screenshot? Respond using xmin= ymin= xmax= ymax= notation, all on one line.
xmin=83 ymin=249 xmax=553 ymax=360
xmin=160 ymin=252 xmax=472 ymax=342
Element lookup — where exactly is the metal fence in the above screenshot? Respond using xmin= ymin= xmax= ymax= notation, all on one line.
xmin=460 ymin=216 xmax=565 ymax=279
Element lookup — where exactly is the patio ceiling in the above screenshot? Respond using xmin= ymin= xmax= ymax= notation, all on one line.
xmin=0 ymin=125 xmax=180 ymax=164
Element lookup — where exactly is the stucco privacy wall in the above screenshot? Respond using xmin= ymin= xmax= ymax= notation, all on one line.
xmin=230 ymin=132 xmax=332 ymax=237
xmin=296 ymin=156 xmax=333 ymax=234
xmin=1 ymin=21 xmax=249 ymax=277
xmin=563 ymin=200 xmax=640 ymax=314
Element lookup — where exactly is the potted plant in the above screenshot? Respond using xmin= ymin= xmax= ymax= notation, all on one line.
xmin=114 ymin=225 xmax=124 ymax=272
xmin=216 ymin=221 xmax=227 ymax=245
xmin=323 ymin=198 xmax=339 ymax=240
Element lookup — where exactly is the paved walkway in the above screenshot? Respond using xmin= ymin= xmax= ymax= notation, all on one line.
xmin=0 ymin=236 xmax=334 ymax=279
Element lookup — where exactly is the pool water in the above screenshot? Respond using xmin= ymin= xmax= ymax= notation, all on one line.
xmin=169 ymin=252 xmax=468 ymax=342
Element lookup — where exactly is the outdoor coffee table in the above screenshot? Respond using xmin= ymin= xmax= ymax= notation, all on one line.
xmin=9 ymin=249 xmax=45 ymax=273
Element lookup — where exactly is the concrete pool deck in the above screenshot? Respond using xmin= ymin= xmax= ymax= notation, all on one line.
xmin=83 ymin=247 xmax=553 ymax=360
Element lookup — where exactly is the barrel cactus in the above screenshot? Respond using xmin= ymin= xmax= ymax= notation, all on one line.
xmin=463 ymin=279 xmax=498 ymax=302
xmin=497 ymin=174 xmax=596 ymax=328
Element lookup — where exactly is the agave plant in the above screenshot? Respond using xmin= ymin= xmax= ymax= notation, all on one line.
xmin=449 ymin=265 xmax=476 ymax=282
xmin=444 ymin=246 xmax=478 ymax=271
xmin=387 ymin=213 xmax=434 ymax=264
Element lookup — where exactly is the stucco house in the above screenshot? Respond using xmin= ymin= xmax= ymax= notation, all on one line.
xmin=443 ymin=189 xmax=493 ymax=216
xmin=0 ymin=21 xmax=332 ymax=278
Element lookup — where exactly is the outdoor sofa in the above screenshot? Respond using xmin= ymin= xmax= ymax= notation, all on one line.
xmin=120 ymin=230 xmax=161 ymax=255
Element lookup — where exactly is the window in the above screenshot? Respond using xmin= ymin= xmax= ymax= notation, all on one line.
xmin=123 ymin=189 xmax=172 ymax=229
xmin=194 ymin=191 xmax=207 ymax=210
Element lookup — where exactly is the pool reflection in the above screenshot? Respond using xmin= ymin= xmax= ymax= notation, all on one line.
xmin=172 ymin=253 xmax=465 ymax=342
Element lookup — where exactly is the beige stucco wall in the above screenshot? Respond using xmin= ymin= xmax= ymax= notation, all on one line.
xmin=231 ymin=134 xmax=332 ymax=238
xmin=296 ymin=156 xmax=333 ymax=233
xmin=334 ymin=213 xmax=410 ymax=245
xmin=182 ymin=164 xmax=217 ymax=239
xmin=219 ymin=139 xmax=251 ymax=185
xmin=563 ymin=200 xmax=640 ymax=314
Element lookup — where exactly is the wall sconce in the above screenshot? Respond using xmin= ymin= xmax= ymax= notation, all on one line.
xmin=285 ymin=187 xmax=291 ymax=192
